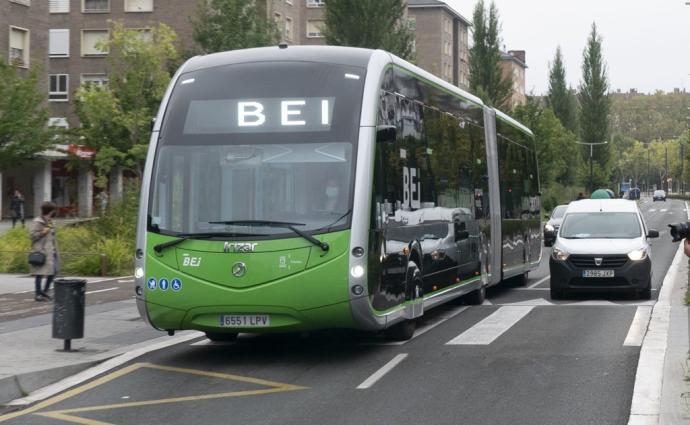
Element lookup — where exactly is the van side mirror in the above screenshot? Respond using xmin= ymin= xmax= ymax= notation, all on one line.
xmin=376 ymin=125 xmax=396 ymax=143
xmin=647 ymin=229 xmax=659 ymax=239
xmin=150 ymin=117 xmax=156 ymax=131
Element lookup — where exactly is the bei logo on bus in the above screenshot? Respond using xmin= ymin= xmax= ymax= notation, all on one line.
xmin=238 ymin=98 xmax=331 ymax=128
xmin=403 ymin=166 xmax=421 ymax=209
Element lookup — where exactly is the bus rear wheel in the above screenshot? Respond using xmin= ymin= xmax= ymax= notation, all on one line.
xmin=384 ymin=319 xmax=416 ymax=341
xmin=205 ymin=331 xmax=238 ymax=342
xmin=463 ymin=285 xmax=486 ymax=305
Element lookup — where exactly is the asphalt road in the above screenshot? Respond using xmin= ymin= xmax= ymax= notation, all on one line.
xmin=3 ymin=198 xmax=686 ymax=425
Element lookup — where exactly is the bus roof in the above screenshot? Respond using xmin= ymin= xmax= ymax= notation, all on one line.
xmin=182 ymin=45 xmax=376 ymax=74
xmin=494 ymin=108 xmax=534 ymax=137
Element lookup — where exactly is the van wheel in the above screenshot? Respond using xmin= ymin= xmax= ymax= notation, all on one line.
xmin=516 ymin=272 xmax=528 ymax=286
xmin=464 ymin=285 xmax=486 ymax=305
xmin=384 ymin=319 xmax=416 ymax=341
xmin=205 ymin=332 xmax=238 ymax=342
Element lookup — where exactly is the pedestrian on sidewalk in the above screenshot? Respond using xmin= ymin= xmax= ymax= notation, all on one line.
xmin=29 ymin=202 xmax=59 ymax=302
xmin=10 ymin=189 xmax=25 ymax=228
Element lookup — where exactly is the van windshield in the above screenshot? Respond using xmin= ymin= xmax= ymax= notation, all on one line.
xmin=560 ymin=212 xmax=641 ymax=239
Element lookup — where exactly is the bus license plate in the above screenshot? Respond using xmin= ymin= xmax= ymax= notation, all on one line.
xmin=582 ymin=270 xmax=614 ymax=278
xmin=219 ymin=315 xmax=270 ymax=327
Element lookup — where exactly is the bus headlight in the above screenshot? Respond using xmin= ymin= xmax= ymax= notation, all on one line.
xmin=551 ymin=247 xmax=569 ymax=261
xmin=350 ymin=265 xmax=365 ymax=278
xmin=628 ymin=249 xmax=648 ymax=261
xmin=134 ymin=267 xmax=144 ymax=279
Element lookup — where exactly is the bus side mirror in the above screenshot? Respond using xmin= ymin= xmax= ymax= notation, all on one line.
xmin=376 ymin=125 xmax=396 ymax=143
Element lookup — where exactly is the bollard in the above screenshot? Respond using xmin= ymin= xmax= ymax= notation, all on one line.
xmin=52 ymin=279 xmax=86 ymax=352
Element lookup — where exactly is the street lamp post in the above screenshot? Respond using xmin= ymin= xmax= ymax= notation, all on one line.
xmin=575 ymin=141 xmax=608 ymax=193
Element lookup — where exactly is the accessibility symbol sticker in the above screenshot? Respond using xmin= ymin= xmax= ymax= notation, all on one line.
xmin=147 ymin=278 xmax=157 ymax=290
xmin=159 ymin=278 xmax=169 ymax=291
xmin=171 ymin=278 xmax=182 ymax=292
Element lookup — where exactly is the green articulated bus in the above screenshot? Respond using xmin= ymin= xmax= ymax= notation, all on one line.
xmin=135 ymin=45 xmax=541 ymax=341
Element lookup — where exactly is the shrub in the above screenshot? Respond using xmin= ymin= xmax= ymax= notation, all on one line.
xmin=0 ymin=181 xmax=139 ymax=276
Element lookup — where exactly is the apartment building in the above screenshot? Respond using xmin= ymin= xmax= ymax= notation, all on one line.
xmin=408 ymin=0 xmax=470 ymax=89
xmin=499 ymin=49 xmax=527 ymax=108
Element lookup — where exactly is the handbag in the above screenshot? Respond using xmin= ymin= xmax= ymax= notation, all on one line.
xmin=28 ymin=221 xmax=49 ymax=266
xmin=28 ymin=251 xmax=46 ymax=266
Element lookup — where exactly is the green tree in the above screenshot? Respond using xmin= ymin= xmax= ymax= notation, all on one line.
xmin=75 ymin=22 xmax=178 ymax=186
xmin=468 ymin=0 xmax=512 ymax=109
xmin=322 ymin=0 xmax=414 ymax=60
xmin=547 ymin=46 xmax=578 ymax=134
xmin=0 ymin=60 xmax=52 ymax=170
xmin=578 ymin=22 xmax=611 ymax=190
xmin=192 ymin=0 xmax=279 ymax=54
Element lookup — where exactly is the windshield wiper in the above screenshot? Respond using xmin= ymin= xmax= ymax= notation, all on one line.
xmin=318 ymin=209 xmax=352 ymax=233
xmin=208 ymin=220 xmax=329 ymax=252
xmin=153 ymin=232 xmax=259 ymax=254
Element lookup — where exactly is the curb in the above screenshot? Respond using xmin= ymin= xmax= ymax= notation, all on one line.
xmin=627 ymin=202 xmax=690 ymax=424
xmin=0 ymin=360 xmax=102 ymax=408
xmin=0 ymin=330 xmax=203 ymax=420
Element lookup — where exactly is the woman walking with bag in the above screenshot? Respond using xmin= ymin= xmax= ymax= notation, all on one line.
xmin=29 ymin=202 xmax=59 ymax=302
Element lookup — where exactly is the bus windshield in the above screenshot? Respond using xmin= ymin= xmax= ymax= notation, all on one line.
xmin=149 ymin=61 xmax=366 ymax=237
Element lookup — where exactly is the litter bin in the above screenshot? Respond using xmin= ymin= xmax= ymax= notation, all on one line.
xmin=52 ymin=279 xmax=86 ymax=351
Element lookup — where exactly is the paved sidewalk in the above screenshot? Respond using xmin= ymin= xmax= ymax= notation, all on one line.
xmin=0 ymin=274 xmax=165 ymax=406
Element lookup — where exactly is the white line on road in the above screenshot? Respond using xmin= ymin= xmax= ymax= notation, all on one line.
xmin=117 ymin=279 xmax=134 ymax=283
xmin=191 ymin=339 xmax=237 ymax=346
xmin=356 ymin=354 xmax=408 ymax=389
xmin=527 ymin=275 xmax=550 ymax=289
xmin=446 ymin=306 xmax=534 ymax=345
xmin=85 ymin=287 xmax=118 ymax=295
xmin=623 ymin=306 xmax=653 ymax=346
xmin=660 ymin=209 xmax=668 ymax=213
xmin=649 ymin=209 xmax=656 ymax=212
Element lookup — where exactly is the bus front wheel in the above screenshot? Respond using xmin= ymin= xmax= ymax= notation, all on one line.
xmin=384 ymin=319 xmax=416 ymax=341
xmin=205 ymin=331 xmax=238 ymax=342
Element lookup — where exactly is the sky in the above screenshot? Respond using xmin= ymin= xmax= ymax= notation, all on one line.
xmin=444 ymin=0 xmax=690 ymax=95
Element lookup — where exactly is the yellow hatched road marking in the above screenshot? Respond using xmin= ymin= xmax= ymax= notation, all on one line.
xmin=0 ymin=362 xmax=307 ymax=424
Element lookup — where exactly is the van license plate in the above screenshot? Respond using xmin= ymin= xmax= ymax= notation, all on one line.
xmin=582 ymin=270 xmax=614 ymax=278
xmin=219 ymin=315 xmax=270 ymax=327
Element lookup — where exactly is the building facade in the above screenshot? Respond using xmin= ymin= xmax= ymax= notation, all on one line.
xmin=1 ymin=0 xmax=478 ymax=218
xmin=407 ymin=0 xmax=470 ymax=90
xmin=499 ymin=49 xmax=527 ymax=108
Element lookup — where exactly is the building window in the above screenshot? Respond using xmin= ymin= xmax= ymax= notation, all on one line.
xmin=306 ymin=20 xmax=324 ymax=38
xmin=49 ymin=74 xmax=69 ymax=102
xmin=9 ymin=26 xmax=29 ymax=67
xmin=81 ymin=73 xmax=108 ymax=87
xmin=129 ymin=28 xmax=152 ymax=42
xmin=307 ymin=0 xmax=325 ymax=7
xmin=285 ymin=17 xmax=293 ymax=41
xmin=48 ymin=117 xmax=69 ymax=129
xmin=82 ymin=0 xmax=109 ymax=13
xmin=274 ymin=12 xmax=282 ymax=26
xmin=125 ymin=0 xmax=153 ymax=12
xmin=81 ymin=30 xmax=109 ymax=56
xmin=49 ymin=0 xmax=69 ymax=13
xmin=49 ymin=29 xmax=70 ymax=57
xmin=407 ymin=17 xmax=416 ymax=31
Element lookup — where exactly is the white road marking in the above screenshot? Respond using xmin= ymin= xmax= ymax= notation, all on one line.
xmin=514 ymin=287 xmax=550 ymax=291
xmin=359 ymin=306 xmax=470 ymax=346
xmin=660 ymin=209 xmax=668 ymax=213
xmin=356 ymin=353 xmax=408 ymax=389
xmin=623 ymin=306 xmax=653 ymax=346
xmin=527 ymin=276 xmax=550 ymax=289
xmin=86 ymin=287 xmax=118 ymax=295
xmin=446 ymin=306 xmax=534 ymax=345
xmin=649 ymin=209 xmax=656 ymax=212
xmin=501 ymin=298 xmax=553 ymax=306
xmin=191 ymin=339 xmax=237 ymax=346
xmin=8 ymin=331 xmax=204 ymax=406
xmin=118 ymin=279 xmax=134 ymax=283
xmin=481 ymin=299 xmax=493 ymax=306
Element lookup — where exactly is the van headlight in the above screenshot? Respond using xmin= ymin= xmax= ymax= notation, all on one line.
xmin=551 ymin=247 xmax=570 ymax=261
xmin=627 ymin=249 xmax=648 ymax=261
xmin=545 ymin=224 xmax=555 ymax=232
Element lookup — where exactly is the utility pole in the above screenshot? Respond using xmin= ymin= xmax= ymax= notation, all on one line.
xmin=575 ymin=141 xmax=608 ymax=193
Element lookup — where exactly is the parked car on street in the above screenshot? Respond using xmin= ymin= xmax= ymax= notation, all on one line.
xmin=652 ymin=189 xmax=666 ymax=201
xmin=544 ymin=204 xmax=568 ymax=247
xmin=549 ymin=199 xmax=658 ymax=300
